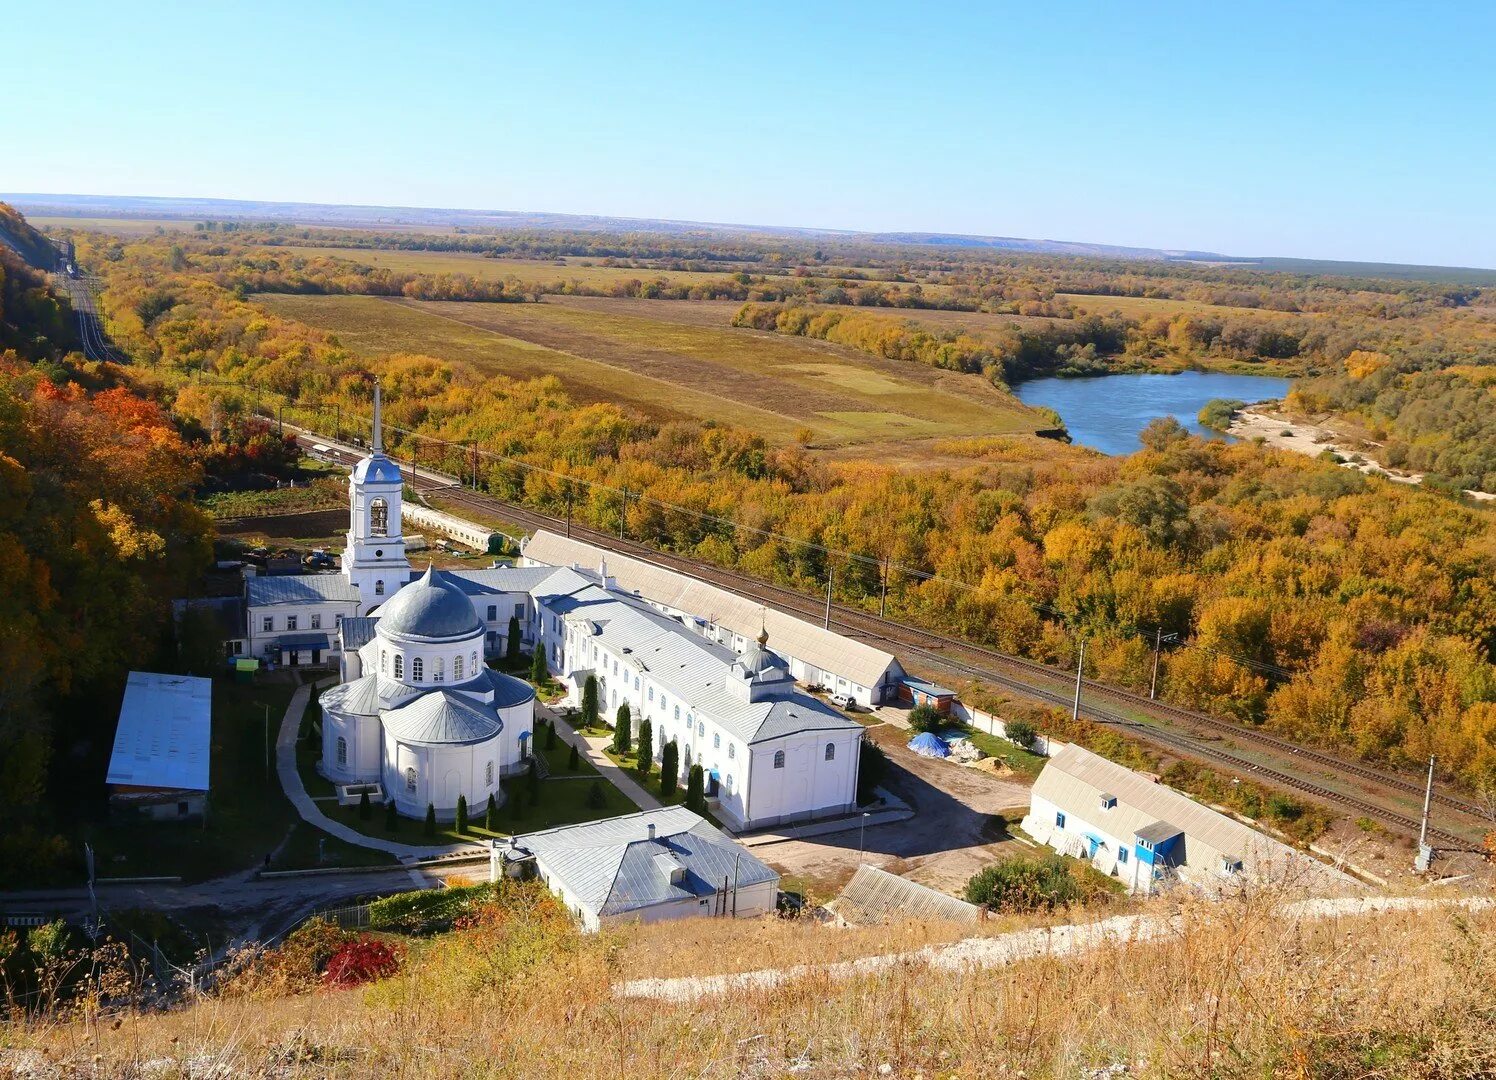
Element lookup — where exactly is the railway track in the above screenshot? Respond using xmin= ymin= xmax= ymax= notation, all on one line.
xmin=291 ymin=430 xmax=1486 ymax=848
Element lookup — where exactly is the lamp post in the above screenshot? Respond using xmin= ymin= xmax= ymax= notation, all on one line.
xmin=858 ymin=810 xmax=871 ymax=863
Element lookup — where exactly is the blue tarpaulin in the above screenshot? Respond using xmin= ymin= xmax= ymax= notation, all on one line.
xmin=907 ymin=732 xmax=949 ymax=758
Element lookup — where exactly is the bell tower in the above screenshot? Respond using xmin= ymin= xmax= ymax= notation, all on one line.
xmin=341 ymin=379 xmax=411 ymax=610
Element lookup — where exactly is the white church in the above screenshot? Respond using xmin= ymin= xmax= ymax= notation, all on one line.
xmin=248 ymin=382 xmax=866 ymax=828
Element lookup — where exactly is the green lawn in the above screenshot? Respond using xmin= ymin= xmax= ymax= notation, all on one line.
xmin=83 ymin=674 xmax=303 ymax=882
xmin=271 ymin=822 xmax=397 ymax=871
xmin=532 ymin=723 xmax=599 ymax=776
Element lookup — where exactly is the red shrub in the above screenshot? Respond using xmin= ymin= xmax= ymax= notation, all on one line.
xmin=322 ymin=936 xmax=404 ymax=988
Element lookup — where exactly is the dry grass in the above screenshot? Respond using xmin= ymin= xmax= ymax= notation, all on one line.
xmin=9 ymin=887 xmax=1494 ymax=1078
xmin=1057 ymin=292 xmax=1312 ymax=321
xmin=272 ymin=245 xmax=742 ymax=287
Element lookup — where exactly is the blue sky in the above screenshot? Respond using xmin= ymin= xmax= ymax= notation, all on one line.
xmin=7 ymin=1 xmax=1495 ymax=266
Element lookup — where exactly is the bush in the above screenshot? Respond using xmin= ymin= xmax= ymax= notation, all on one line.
xmin=358 ymin=789 xmax=372 ymax=821
xmin=907 ymin=704 xmax=944 ymax=733
xmin=686 ymin=764 xmax=705 ymax=813
xmin=660 ymin=740 xmax=679 ymax=800
xmin=424 ymin=804 xmax=436 ymax=837
xmin=455 ymin=795 xmax=468 ymax=836
xmin=506 ymin=615 xmax=521 ymax=664
xmin=543 ymin=718 xmax=557 ymax=752
xmin=323 ymin=935 xmax=404 ymax=988
xmin=636 ymin=718 xmax=652 ymax=777
xmin=368 ymin=882 xmax=497 ymax=934
xmin=1004 ymin=719 xmax=1038 ymax=750
xmin=222 ymin=917 xmax=354 ymax=996
xmin=856 ymin=738 xmax=888 ymax=804
xmin=567 ymin=740 xmax=579 ymax=771
xmin=586 ymin=781 xmax=607 ymax=810
xmin=485 ymin=793 xmax=497 ymax=832
xmin=385 ymin=799 xmax=398 ymax=833
xmin=581 ymin=675 xmax=599 ymax=729
xmin=964 ymin=854 xmax=1085 ymax=913
xmin=527 ymin=757 xmax=540 ymax=805
xmin=613 ymin=703 xmax=631 ymax=752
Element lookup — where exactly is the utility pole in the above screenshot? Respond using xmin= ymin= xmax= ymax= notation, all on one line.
xmin=470 ymin=444 xmax=478 ymax=490
xmin=879 ymin=559 xmax=889 ymax=619
xmin=1416 ymin=755 xmax=1436 ymax=872
xmin=858 ymin=810 xmax=871 ymax=863
xmin=824 ymin=564 xmax=834 ymax=630
xmin=264 ymin=704 xmax=271 ymax=778
xmin=1072 ymin=639 xmax=1087 ymax=722
xmin=1150 ymin=628 xmax=1163 ymax=700
xmin=565 ymin=492 xmax=573 ymax=538
xmin=276 ymin=403 xmax=283 ymax=436
xmin=618 ymin=491 xmax=627 ymax=540
xmin=334 ymin=404 xmax=341 ymax=443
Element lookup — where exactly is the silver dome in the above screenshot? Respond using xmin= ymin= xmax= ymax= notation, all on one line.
xmin=375 ymin=566 xmax=483 ymax=641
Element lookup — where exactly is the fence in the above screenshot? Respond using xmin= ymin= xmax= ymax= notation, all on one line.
xmin=949 ymin=700 xmax=1064 ymax=758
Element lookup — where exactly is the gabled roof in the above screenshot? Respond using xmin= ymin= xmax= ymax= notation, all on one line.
xmin=106 ymin=672 xmax=212 ymax=792
xmin=545 ymin=586 xmax=860 ymax=745
xmin=834 ymin=865 xmax=981 ymax=926
xmin=512 ymin=807 xmax=778 ymax=917
xmin=522 ymin=531 xmax=903 ymax=689
xmin=339 ymin=616 xmax=378 ymax=651
xmin=381 ymin=690 xmax=503 ymax=746
xmin=247 ymin=574 xmax=360 ymax=606
xmin=1033 ymin=744 xmax=1270 ymax=861
xmin=441 ymin=565 xmax=567 ymax=597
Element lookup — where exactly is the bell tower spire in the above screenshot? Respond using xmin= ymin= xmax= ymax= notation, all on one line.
xmin=372 ymin=378 xmax=383 ymax=452
xmin=341 ymin=374 xmax=409 ymax=611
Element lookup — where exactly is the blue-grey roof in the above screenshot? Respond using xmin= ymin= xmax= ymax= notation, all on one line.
xmin=442 ymin=565 xmax=564 ymax=597
xmin=381 ymin=690 xmax=503 ymax=746
xmin=482 ymin=667 xmax=537 ymax=708
xmin=901 ymin=675 xmax=956 ymax=698
xmin=351 ymin=452 xmax=403 ymax=485
xmin=247 ymin=574 xmax=360 ymax=606
xmin=107 ymin=672 xmax=212 ymax=792
xmin=339 ymin=617 xmax=378 ymax=651
xmin=375 ymin=565 xmax=483 ymax=641
xmin=513 ymin=807 xmax=778 ymax=917
xmin=544 ymin=586 xmax=860 ymax=745
xmin=320 ymin=672 xmax=422 ymax=716
xmin=276 ymin=632 xmax=330 ymax=649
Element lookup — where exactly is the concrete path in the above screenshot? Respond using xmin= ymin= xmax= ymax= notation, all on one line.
xmin=276 ymin=677 xmax=483 ymax=861
xmin=616 ymin=895 xmax=1495 ymax=1003
xmin=543 ymin=703 xmax=662 ymax=813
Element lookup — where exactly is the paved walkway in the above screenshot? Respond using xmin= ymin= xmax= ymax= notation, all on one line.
xmin=275 ymin=677 xmax=483 ymax=861
xmin=542 ymin=703 xmax=662 ymax=813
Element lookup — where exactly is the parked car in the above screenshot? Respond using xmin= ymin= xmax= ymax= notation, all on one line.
xmin=830 ymin=692 xmax=856 ymax=711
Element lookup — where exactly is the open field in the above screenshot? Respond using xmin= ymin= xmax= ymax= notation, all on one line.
xmin=546 ymin=294 xmax=1059 ymax=334
xmin=271 ymin=244 xmax=752 ymax=286
xmin=1057 ymin=291 xmax=1313 ymax=320
xmin=28 ymin=215 xmax=201 ymax=234
xmin=254 ymin=293 xmax=1046 ymax=451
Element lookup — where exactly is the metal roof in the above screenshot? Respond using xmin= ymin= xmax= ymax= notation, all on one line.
xmin=351 ymin=451 xmax=403 ymax=485
xmin=106 ymin=672 xmax=212 ymax=792
xmin=276 ymin=632 xmax=330 ymax=649
xmin=381 ymin=690 xmax=503 ymax=746
xmin=901 ymin=675 xmax=956 ymax=698
xmin=834 ymin=865 xmax=981 ymax=926
xmin=513 ymin=807 xmax=778 ymax=917
xmin=548 ymin=585 xmax=861 ymax=745
xmin=1033 ymin=744 xmax=1271 ymax=862
xmin=442 ymin=565 xmax=562 ymax=596
xmin=522 ymin=531 xmax=903 ymax=690
xmin=339 ymin=616 xmax=378 ymax=651
xmin=246 ymin=574 xmax=360 ymax=606
xmin=320 ymin=672 xmax=423 ymax=715
xmin=375 ymin=565 xmax=484 ymax=641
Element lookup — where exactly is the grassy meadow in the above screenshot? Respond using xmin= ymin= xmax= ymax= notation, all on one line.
xmin=1056 ymin=291 xmax=1314 ymax=321
xmin=254 ymin=292 xmax=1046 ymax=453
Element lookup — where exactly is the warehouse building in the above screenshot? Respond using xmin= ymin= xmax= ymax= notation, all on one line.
xmin=105 ymin=672 xmax=213 ymax=820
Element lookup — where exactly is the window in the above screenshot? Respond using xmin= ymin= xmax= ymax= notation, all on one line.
xmin=773 ymin=750 xmax=785 ymax=769
xmin=335 ymin=613 xmax=343 ymax=627
xmin=485 ymin=761 xmax=494 ymax=786
xmin=728 ymin=743 xmax=735 ymax=760
xmin=1117 ymin=847 xmax=1129 ymax=865
xmin=310 ymin=614 xmax=321 ymax=630
xmin=514 ymin=602 xmax=524 ymax=619
xmin=381 ymin=650 xmax=388 ymax=675
xmin=336 ymin=737 xmax=347 ymax=766
xmin=825 ymin=742 xmax=835 ymax=762
xmin=1055 ymin=811 xmax=1066 ymax=828
xmin=262 ymin=616 xmax=274 ymax=632
xmin=433 ymin=657 xmax=444 ymax=683
xmin=633 ymin=675 xmax=640 ymax=690
xmin=470 ymin=651 xmax=478 ymax=674
xmin=412 ymin=657 xmax=424 ymax=682
xmin=454 ymin=655 xmax=465 ymax=681
xmin=487 ymin=605 xmax=497 ymax=621
xmin=393 ymin=654 xmax=403 ymax=679
xmin=697 ymin=721 xmax=705 ymax=737
xmin=405 ymin=767 xmax=417 ymax=792
xmin=713 ymin=733 xmax=720 ymax=749
xmin=648 ymin=687 xmax=654 ymax=702
xmin=674 ymin=705 xmax=681 ymax=720
xmin=375 ymin=580 xmax=385 ymax=597
xmin=725 ymin=774 xmax=733 ymax=793
xmin=286 ymin=615 xmax=298 ymax=631
xmin=370 ymin=498 xmax=388 ymax=536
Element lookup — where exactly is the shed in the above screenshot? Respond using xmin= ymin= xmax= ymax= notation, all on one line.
xmin=898 ymin=675 xmax=956 ymax=714
xmin=832 ymin=865 xmax=981 ymax=926
xmin=106 ymin=672 xmax=213 ymax=820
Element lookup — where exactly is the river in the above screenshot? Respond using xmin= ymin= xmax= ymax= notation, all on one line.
xmin=1013 ymin=370 xmax=1292 ymax=456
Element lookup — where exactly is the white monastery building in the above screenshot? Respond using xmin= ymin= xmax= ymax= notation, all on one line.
xmin=249 ymin=382 xmax=874 ymax=829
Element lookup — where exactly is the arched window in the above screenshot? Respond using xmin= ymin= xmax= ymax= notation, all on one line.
xmin=726 ymin=774 xmax=733 ymax=793
xmin=825 ymin=742 xmax=836 ymax=762
xmin=393 ymin=654 xmax=403 ymax=679
xmin=375 ymin=579 xmax=385 ymax=597
xmin=453 ymin=654 xmax=464 ymax=681
xmin=405 ymin=767 xmax=417 ymax=792
xmin=485 ymin=761 xmax=494 ymax=786
xmin=713 ymin=733 xmax=720 ymax=749
xmin=728 ymin=743 xmax=735 ymax=760
xmin=412 ymin=657 xmax=424 ymax=682
xmin=697 ymin=721 xmax=705 ymax=738
xmin=470 ymin=651 xmax=478 ymax=675
xmin=433 ymin=657 xmax=444 ymax=683
xmin=336 ymin=737 xmax=347 ymax=766
xmin=773 ymin=750 xmax=785 ymax=769
xmin=380 ymin=650 xmax=388 ymax=675
xmin=370 ymin=498 xmax=388 ymax=536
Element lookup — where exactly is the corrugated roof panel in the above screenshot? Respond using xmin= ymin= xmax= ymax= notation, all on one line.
xmin=106 ymin=672 xmax=212 ymax=792
xmin=247 ymin=574 xmax=360 ymax=606
xmin=835 ymin=865 xmax=981 ymax=926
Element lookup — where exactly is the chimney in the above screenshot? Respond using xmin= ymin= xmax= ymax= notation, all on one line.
xmin=647 ymin=823 xmax=656 ymax=841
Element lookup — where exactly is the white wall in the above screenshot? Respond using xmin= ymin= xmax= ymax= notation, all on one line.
xmin=382 ymin=732 xmax=506 ymax=820
xmin=248 ymin=602 xmax=357 ymax=658
xmin=736 ymin=728 xmax=861 ymax=830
